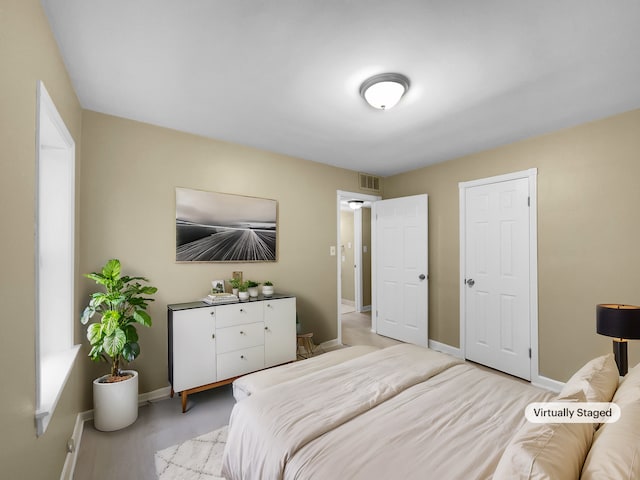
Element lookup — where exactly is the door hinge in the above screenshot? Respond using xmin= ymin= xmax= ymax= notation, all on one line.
xmin=529 ymin=348 xmax=532 ymax=358
xmin=527 ymin=196 xmax=530 ymax=207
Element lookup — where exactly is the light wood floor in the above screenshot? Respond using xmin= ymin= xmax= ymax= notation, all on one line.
xmin=341 ymin=308 xmax=402 ymax=349
xmin=73 ymin=307 xmax=395 ymax=479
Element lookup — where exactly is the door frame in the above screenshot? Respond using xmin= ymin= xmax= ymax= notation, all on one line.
xmin=336 ymin=190 xmax=381 ymax=344
xmin=459 ymin=168 xmax=539 ymax=381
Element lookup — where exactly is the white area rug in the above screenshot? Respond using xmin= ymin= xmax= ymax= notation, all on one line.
xmin=155 ymin=425 xmax=228 ymax=480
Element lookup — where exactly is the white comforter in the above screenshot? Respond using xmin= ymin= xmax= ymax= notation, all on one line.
xmin=284 ymin=363 xmax=554 ymax=479
xmin=222 ymin=344 xmax=463 ymax=480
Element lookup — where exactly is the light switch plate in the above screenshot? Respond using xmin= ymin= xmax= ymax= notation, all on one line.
xmin=330 ymin=246 xmax=336 ymax=256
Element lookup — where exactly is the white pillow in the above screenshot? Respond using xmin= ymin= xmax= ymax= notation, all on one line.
xmin=494 ymin=390 xmax=593 ymax=480
xmin=580 ymin=401 xmax=640 ymax=480
xmin=611 ymin=361 xmax=640 ymax=407
xmin=560 ymin=354 xmax=618 ymax=403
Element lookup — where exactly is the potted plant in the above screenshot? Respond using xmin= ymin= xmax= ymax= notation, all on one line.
xmin=80 ymin=259 xmax=157 ymax=431
xmin=228 ymin=277 xmax=243 ymax=296
xmin=246 ymin=280 xmax=260 ymax=298
xmin=238 ymin=281 xmax=250 ymax=301
xmin=262 ymin=281 xmax=274 ymax=296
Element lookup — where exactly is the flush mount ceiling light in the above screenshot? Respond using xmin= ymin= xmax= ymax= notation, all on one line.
xmin=359 ymin=73 xmax=410 ymax=110
xmin=348 ymin=200 xmax=364 ymax=210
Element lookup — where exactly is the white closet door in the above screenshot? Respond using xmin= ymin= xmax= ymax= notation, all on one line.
xmin=464 ymin=177 xmax=531 ymax=380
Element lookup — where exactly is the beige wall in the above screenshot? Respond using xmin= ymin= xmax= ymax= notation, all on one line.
xmin=80 ymin=111 xmax=363 ymax=394
xmin=340 ymin=208 xmax=372 ymax=307
xmin=340 ymin=211 xmax=355 ymax=301
xmin=0 ymin=1 xmax=85 ymax=477
xmin=385 ymin=108 xmax=640 ymax=381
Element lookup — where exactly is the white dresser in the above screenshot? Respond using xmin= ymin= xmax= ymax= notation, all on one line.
xmin=168 ymin=295 xmax=296 ymax=412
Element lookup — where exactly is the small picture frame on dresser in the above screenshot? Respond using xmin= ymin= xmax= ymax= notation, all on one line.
xmin=211 ymin=280 xmax=225 ymax=293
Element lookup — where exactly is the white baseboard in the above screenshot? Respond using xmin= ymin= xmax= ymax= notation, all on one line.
xmin=532 ymin=375 xmax=564 ymax=393
xmin=360 ymin=305 xmax=371 ymax=312
xmin=428 ymin=339 xmax=463 ymax=358
xmin=425 ymin=342 xmax=564 ymax=392
xmin=139 ymin=385 xmax=172 ymax=404
xmin=60 ymin=409 xmax=91 ymax=480
xmin=341 ymin=299 xmax=355 ymax=306
xmin=59 ymin=385 xmax=172 ymax=480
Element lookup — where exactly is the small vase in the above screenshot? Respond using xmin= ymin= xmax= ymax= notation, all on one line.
xmin=262 ymin=285 xmax=274 ymax=296
xmin=238 ymin=291 xmax=249 ymax=301
xmin=248 ymin=287 xmax=259 ymax=297
xmin=232 ymin=288 xmax=239 ymax=296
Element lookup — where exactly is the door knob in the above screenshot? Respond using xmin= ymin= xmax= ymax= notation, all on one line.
xmin=466 ymin=278 xmax=475 ymax=287
xmin=419 ymin=274 xmax=426 ymax=280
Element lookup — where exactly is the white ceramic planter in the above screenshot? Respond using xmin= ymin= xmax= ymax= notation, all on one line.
xmin=232 ymin=288 xmax=239 ymax=296
xmin=248 ymin=287 xmax=259 ymax=297
xmin=93 ymin=369 xmax=138 ymax=432
xmin=238 ymin=291 xmax=250 ymax=301
xmin=262 ymin=285 xmax=274 ymax=296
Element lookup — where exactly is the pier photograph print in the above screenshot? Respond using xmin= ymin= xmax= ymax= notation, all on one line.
xmin=176 ymin=187 xmax=277 ymax=262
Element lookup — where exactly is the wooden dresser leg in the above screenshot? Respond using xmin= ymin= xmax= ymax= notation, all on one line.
xmin=181 ymin=392 xmax=187 ymax=413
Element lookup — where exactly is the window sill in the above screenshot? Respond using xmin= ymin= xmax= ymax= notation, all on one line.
xmin=35 ymin=345 xmax=81 ymax=436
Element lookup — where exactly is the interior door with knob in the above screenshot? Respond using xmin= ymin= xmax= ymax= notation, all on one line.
xmin=373 ymin=194 xmax=428 ymax=345
xmin=462 ymin=176 xmax=531 ymax=380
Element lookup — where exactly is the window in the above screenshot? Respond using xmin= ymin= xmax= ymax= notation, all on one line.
xmin=35 ymin=81 xmax=79 ymax=436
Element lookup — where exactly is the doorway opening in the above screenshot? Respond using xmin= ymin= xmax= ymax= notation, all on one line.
xmin=336 ymin=190 xmax=380 ymax=345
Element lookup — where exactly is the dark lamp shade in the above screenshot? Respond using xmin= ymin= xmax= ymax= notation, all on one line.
xmin=596 ymin=304 xmax=640 ymax=339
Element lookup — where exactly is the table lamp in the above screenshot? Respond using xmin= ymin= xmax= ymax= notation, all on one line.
xmin=596 ymin=303 xmax=640 ymax=376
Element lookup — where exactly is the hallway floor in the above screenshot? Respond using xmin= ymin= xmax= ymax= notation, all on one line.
xmin=341 ymin=307 xmax=402 ymax=349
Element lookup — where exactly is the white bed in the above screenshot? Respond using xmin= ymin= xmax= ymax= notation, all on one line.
xmin=232 ymin=345 xmax=380 ymax=401
xmin=222 ymin=344 xmax=640 ymax=480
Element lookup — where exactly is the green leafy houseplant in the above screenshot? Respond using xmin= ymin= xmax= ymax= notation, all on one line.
xmin=246 ymin=280 xmax=260 ymax=288
xmin=228 ymin=278 xmax=243 ymax=290
xmin=81 ymin=259 xmax=158 ymax=380
xmin=238 ymin=281 xmax=249 ymax=292
xmin=264 ymin=281 xmax=273 ymax=286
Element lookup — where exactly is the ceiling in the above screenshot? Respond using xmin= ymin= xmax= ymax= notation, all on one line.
xmin=41 ymin=0 xmax=640 ymax=177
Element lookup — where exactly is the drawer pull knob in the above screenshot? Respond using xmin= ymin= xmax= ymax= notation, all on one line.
xmin=240 ymin=308 xmax=245 ymax=312
xmin=210 ymin=311 xmax=215 ymax=316
xmin=240 ymin=331 xmax=244 ymax=335
xmin=267 ymin=304 xmax=272 ymax=308
xmin=264 ymin=326 xmax=269 ymax=331
xmin=211 ymin=334 xmax=215 ymax=339
xmin=240 ymin=355 xmax=245 ymax=359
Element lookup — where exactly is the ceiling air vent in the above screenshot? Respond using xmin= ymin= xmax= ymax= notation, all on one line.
xmin=358 ymin=172 xmax=381 ymax=193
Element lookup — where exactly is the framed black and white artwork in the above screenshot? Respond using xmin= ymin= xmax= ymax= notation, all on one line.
xmin=175 ymin=187 xmax=277 ymax=262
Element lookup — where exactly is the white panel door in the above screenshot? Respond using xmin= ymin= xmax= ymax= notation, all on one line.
xmin=374 ymin=195 xmax=428 ymax=345
xmin=464 ymin=178 xmax=530 ymax=379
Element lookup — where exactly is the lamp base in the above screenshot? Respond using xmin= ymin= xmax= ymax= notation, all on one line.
xmin=612 ymin=339 xmax=628 ymax=376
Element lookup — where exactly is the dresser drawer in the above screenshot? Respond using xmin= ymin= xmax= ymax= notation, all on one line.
xmin=216 ymin=321 xmax=264 ymax=354
xmin=215 ymin=302 xmax=262 ymax=328
xmin=217 ymin=345 xmax=264 ymax=380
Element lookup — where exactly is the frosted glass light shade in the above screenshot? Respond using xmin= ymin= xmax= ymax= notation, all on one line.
xmin=360 ymin=73 xmax=410 ymax=110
